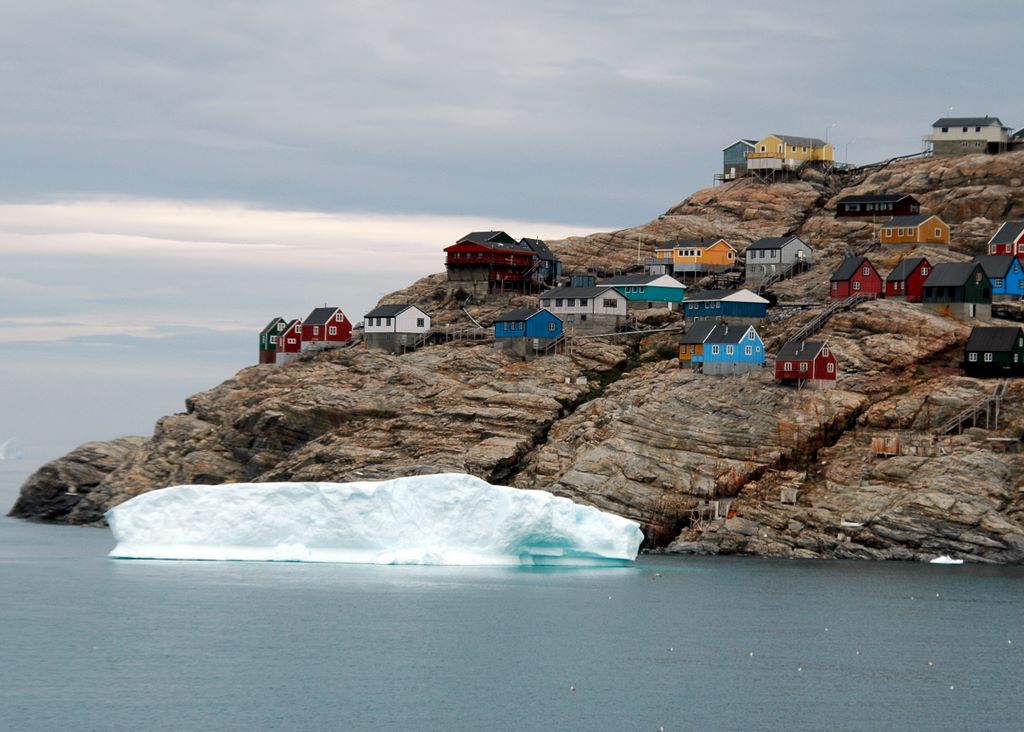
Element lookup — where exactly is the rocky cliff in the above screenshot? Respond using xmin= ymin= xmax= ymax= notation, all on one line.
xmin=11 ymin=151 xmax=1024 ymax=562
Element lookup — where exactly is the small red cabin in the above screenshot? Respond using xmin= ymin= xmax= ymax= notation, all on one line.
xmin=303 ymin=307 xmax=352 ymax=344
xmin=884 ymin=257 xmax=931 ymax=302
xmin=278 ymin=319 xmax=303 ymax=353
xmin=775 ymin=340 xmax=837 ymax=388
xmin=988 ymin=222 xmax=1024 ymax=257
xmin=829 ymin=256 xmax=882 ymax=299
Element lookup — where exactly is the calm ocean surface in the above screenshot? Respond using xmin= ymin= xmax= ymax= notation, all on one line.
xmin=2 ymin=459 xmax=1023 ymax=731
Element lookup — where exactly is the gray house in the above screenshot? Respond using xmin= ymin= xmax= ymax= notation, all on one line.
xmin=744 ymin=236 xmax=812 ymax=287
xmin=924 ymin=116 xmax=1012 ymax=156
xmin=721 ymin=139 xmax=757 ymax=180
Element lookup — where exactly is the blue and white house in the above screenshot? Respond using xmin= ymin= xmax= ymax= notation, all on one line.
xmin=973 ymin=255 xmax=1024 ymax=299
xmin=684 ymin=289 xmax=769 ymax=324
xmin=493 ymin=307 xmax=564 ymax=357
xmin=680 ymin=321 xmax=765 ymax=375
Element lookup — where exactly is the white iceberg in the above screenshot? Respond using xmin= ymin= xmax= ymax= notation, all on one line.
xmin=929 ymin=555 xmax=964 ymax=565
xmin=106 ymin=473 xmax=643 ymax=566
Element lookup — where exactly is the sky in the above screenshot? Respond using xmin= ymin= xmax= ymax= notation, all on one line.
xmin=2 ymin=0 xmax=1023 ymax=478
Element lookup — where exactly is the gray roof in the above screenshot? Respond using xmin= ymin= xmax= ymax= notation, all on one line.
xmin=831 ymin=256 xmax=872 ymax=282
xmin=989 ymin=221 xmax=1024 ymax=244
xmin=259 ymin=317 xmax=284 ymax=336
xmin=881 ymin=214 xmax=939 ymax=227
xmin=923 ymin=262 xmax=982 ymax=288
xmin=722 ymin=139 xmax=758 ymax=151
xmin=746 ymin=236 xmax=803 ymax=251
xmin=520 ymin=237 xmax=557 ymax=262
xmin=776 ymin=340 xmax=826 ymax=361
xmin=495 ymin=307 xmax=542 ymax=323
xmin=599 ymin=274 xmax=664 ymax=286
xmin=661 ymin=237 xmax=728 ymax=249
xmin=837 ymin=193 xmax=918 ymax=205
xmin=540 ymin=285 xmax=614 ymax=299
xmin=458 ymin=230 xmax=517 ymax=246
xmin=972 ymin=255 xmax=1016 ymax=278
xmin=932 ymin=116 xmax=1007 ymax=128
xmin=679 ymin=321 xmax=717 ymax=345
xmin=364 ymin=304 xmax=415 ymax=319
xmin=685 ymin=288 xmax=740 ymax=302
xmin=773 ymin=134 xmax=827 ymax=147
xmin=886 ymin=257 xmax=928 ymax=282
xmin=965 ymin=326 xmax=1022 ymax=353
xmin=304 ymin=307 xmax=344 ymax=326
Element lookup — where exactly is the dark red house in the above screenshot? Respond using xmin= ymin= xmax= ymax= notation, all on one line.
xmin=775 ymin=340 xmax=837 ymax=388
xmin=835 ymin=194 xmax=921 ymax=219
xmin=278 ymin=319 xmax=303 ymax=354
xmin=829 ymin=256 xmax=882 ymax=299
xmin=987 ymin=221 xmax=1024 ymax=256
xmin=884 ymin=257 xmax=931 ymax=301
xmin=444 ymin=231 xmax=542 ymax=293
xmin=303 ymin=307 xmax=352 ymax=344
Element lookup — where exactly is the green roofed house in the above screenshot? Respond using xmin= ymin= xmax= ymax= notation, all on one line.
xmin=962 ymin=326 xmax=1024 ymax=377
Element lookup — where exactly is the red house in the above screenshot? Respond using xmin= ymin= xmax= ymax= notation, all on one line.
xmin=775 ymin=340 xmax=837 ymax=389
xmin=444 ymin=231 xmax=541 ymax=294
xmin=302 ymin=307 xmax=352 ymax=345
xmin=829 ymin=256 xmax=882 ymax=299
xmin=885 ymin=257 xmax=932 ymax=301
xmin=278 ymin=319 xmax=303 ymax=354
xmin=987 ymin=222 xmax=1024 ymax=256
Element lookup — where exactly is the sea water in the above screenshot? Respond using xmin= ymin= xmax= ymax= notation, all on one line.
xmin=1 ymin=463 xmax=1022 ymax=731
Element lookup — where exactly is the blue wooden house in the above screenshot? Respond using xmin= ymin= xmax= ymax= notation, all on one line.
xmin=598 ymin=274 xmax=686 ymax=310
xmin=973 ymin=255 xmax=1024 ymax=299
xmin=721 ymin=139 xmax=757 ymax=180
xmin=684 ymin=289 xmax=769 ymax=324
xmin=494 ymin=308 xmax=563 ymax=357
xmin=679 ymin=321 xmax=764 ymax=375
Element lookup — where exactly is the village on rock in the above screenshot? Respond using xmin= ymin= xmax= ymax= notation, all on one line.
xmin=258 ymin=115 xmax=1024 ymax=392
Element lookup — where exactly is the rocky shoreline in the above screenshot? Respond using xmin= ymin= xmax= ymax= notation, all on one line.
xmin=10 ymin=152 xmax=1024 ymax=562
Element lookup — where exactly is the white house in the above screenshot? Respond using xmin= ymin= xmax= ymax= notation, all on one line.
xmin=539 ymin=285 xmax=628 ymax=332
xmin=363 ymin=304 xmax=431 ymax=353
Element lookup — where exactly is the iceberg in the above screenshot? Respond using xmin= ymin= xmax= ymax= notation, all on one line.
xmin=106 ymin=473 xmax=643 ymax=566
xmin=929 ymin=555 xmax=964 ymax=565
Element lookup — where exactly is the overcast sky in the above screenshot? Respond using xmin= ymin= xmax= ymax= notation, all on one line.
xmin=3 ymin=0 xmax=1023 ymax=472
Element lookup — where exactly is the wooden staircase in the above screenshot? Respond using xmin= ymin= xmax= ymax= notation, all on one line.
xmin=788 ymin=293 xmax=869 ymax=344
xmin=937 ymin=381 xmax=1009 ymax=435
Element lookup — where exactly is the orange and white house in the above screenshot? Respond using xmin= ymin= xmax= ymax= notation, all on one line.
xmin=654 ymin=238 xmax=737 ymax=274
xmin=879 ymin=214 xmax=949 ymax=245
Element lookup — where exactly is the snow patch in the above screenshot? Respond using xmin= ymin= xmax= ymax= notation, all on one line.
xmin=106 ymin=473 xmax=643 ymax=566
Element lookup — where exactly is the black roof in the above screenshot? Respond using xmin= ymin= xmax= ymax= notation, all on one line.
xmin=599 ymin=274 xmax=669 ymax=286
xmin=830 ymin=256 xmax=871 ymax=282
xmin=260 ymin=317 xmax=284 ymax=336
xmin=679 ymin=321 xmax=717 ymax=345
xmin=495 ymin=307 xmax=542 ymax=322
xmin=746 ymin=236 xmax=804 ymax=251
xmin=923 ymin=262 xmax=982 ymax=288
xmin=364 ymin=304 xmax=416 ymax=318
xmin=965 ymin=326 xmax=1023 ymax=353
xmin=972 ymin=255 xmax=1016 ymax=278
xmin=304 ymin=307 xmax=343 ymax=326
xmin=882 ymin=214 xmax=938 ymax=227
xmin=932 ymin=116 xmax=1007 ymax=128
xmin=989 ymin=221 xmax=1024 ymax=245
xmin=680 ymin=322 xmax=754 ymax=345
xmin=837 ymin=194 xmax=918 ymax=205
xmin=520 ymin=237 xmax=557 ymax=262
xmin=686 ymin=288 xmax=739 ymax=302
xmin=886 ymin=257 xmax=928 ymax=282
xmin=458 ymin=230 xmax=517 ymax=245
xmin=541 ymin=285 xmax=615 ymax=299
xmin=774 ymin=134 xmax=827 ymax=147
xmin=776 ymin=340 xmax=826 ymax=361
xmin=660 ymin=237 xmax=728 ymax=249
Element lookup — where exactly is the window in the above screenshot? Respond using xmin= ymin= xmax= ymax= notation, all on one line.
xmin=603 ymin=299 xmax=618 ymax=308
xmin=823 ymin=347 xmax=830 ymax=356
xmin=777 ymin=144 xmax=783 ymax=153
xmin=416 ymin=318 xmax=425 ymax=328
xmin=984 ymin=353 xmax=993 ymax=362
xmin=579 ymin=299 xmax=588 ymax=307
xmin=386 ymin=318 xmax=393 ymax=326
xmin=975 ymin=273 xmax=983 ymax=283
xmin=336 ymin=313 xmax=344 ymax=321
xmin=831 ymin=282 xmax=838 ymax=290
xmin=784 ymin=362 xmax=793 ymax=371
xmin=884 ymin=228 xmax=893 ymax=237
xmin=567 ymin=298 xmax=575 ymax=306
xmin=853 ymin=281 xmax=862 ymax=291
xmin=969 ymin=352 xmax=978 ymax=362
xmin=921 ymin=267 xmax=929 ymax=275
xmin=799 ymin=362 xmax=808 ymax=372
xmin=862 ymin=266 xmax=870 ymax=276
xmin=759 ymin=145 xmax=766 ymax=152
xmin=726 ymin=346 xmax=734 ymax=355
xmin=907 ymin=228 xmax=916 ymax=237
xmin=548 ymin=322 xmax=556 ymax=332
xmin=269 ymin=336 xmax=277 ymax=345
xmin=555 ymin=299 xmax=563 ymax=307
xmin=541 ymin=299 xmax=551 ymax=306
xmin=995 ymin=278 xmax=1004 ymax=288
xmin=934 ymin=228 xmax=942 ymax=237
xmin=287 ymin=338 xmax=296 ymax=345
xmin=962 ymin=127 xmax=968 ymax=132
xmin=897 ymin=228 xmax=905 ymax=236
xmin=975 ymin=126 xmax=981 ymax=132
xmin=311 ymin=326 xmax=319 ymax=335
xmin=826 ymin=362 xmax=835 ymax=373
xmin=745 ymin=345 xmax=753 ymax=356
xmin=941 ymin=127 xmax=949 ymax=133
xmin=756 ymin=346 xmax=762 ymax=353
xmin=580 ymin=314 xmax=587 ymax=321
xmin=328 ymin=326 xmax=337 ymax=335
xmin=711 ymin=345 xmax=720 ymax=355
xmin=847 ymin=203 xmax=861 ymax=212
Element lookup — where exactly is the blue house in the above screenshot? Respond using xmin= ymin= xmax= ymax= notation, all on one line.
xmin=973 ymin=255 xmax=1024 ymax=299
xmin=684 ymin=288 xmax=769 ymax=324
xmin=494 ymin=308 xmax=563 ymax=357
xmin=722 ymin=139 xmax=757 ymax=180
xmin=679 ymin=321 xmax=764 ymax=375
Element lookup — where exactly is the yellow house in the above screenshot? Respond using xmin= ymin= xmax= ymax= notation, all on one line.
xmin=658 ymin=238 xmax=737 ymax=274
xmin=879 ymin=214 xmax=950 ymax=245
xmin=746 ymin=134 xmax=835 ymax=173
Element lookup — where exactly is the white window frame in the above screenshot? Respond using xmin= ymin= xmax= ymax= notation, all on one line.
xmin=328 ymin=326 xmax=337 ymax=335
xmin=826 ymin=362 xmax=835 ymax=374
xmin=968 ymin=352 xmax=978 ymax=362
xmin=984 ymin=353 xmax=993 ymax=362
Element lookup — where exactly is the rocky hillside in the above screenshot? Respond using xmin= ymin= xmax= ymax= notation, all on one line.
xmin=11 ymin=151 xmax=1024 ymax=562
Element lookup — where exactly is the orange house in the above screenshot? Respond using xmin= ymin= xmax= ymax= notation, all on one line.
xmin=659 ymin=238 xmax=737 ymax=274
xmin=879 ymin=214 xmax=950 ymax=245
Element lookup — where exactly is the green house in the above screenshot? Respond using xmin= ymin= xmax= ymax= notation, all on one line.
xmin=598 ymin=274 xmax=686 ymax=309
xmin=963 ymin=326 xmax=1024 ymax=377
xmin=259 ymin=317 xmax=286 ymax=364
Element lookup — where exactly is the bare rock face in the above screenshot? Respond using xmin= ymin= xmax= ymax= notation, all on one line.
xmin=8 ymin=438 xmax=147 ymax=523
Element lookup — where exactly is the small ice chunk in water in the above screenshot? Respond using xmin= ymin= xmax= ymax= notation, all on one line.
xmin=106 ymin=473 xmax=644 ymax=566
